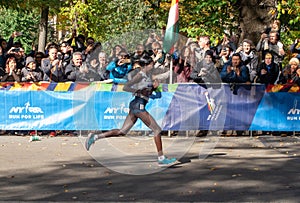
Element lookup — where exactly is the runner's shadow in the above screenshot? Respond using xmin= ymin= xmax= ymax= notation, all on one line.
xmin=170 ymin=153 xmax=227 ymax=168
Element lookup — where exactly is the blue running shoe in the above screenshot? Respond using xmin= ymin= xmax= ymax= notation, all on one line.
xmin=85 ymin=133 xmax=96 ymax=151
xmin=158 ymin=157 xmax=177 ymax=167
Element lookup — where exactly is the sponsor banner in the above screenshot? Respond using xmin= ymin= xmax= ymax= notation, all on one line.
xmin=250 ymin=92 xmax=300 ymax=131
xmin=161 ymin=84 xmax=265 ymax=131
xmin=223 ymin=84 xmax=265 ymax=130
xmin=93 ymin=91 xmax=173 ymax=130
xmin=0 ymin=82 xmax=298 ymax=131
xmin=1 ymin=91 xmax=76 ymax=130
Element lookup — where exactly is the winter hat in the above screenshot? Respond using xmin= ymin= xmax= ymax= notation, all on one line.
xmin=289 ymin=57 xmax=299 ymax=66
xmin=25 ymin=56 xmax=35 ymax=66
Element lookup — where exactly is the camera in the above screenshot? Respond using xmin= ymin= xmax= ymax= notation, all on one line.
xmin=194 ymin=48 xmax=201 ymax=53
xmin=12 ymin=48 xmax=20 ymax=52
xmin=57 ymin=54 xmax=63 ymax=61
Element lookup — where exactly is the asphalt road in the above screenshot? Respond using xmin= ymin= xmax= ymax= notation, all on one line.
xmin=1 ymin=133 xmax=300 ymax=202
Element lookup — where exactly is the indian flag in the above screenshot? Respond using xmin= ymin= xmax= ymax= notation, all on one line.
xmin=163 ymin=0 xmax=179 ymax=54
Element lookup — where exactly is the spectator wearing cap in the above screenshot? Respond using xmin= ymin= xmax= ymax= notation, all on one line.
xmin=21 ymin=56 xmax=43 ymax=82
xmin=34 ymin=52 xmax=45 ymax=75
xmin=278 ymin=57 xmax=300 ymax=85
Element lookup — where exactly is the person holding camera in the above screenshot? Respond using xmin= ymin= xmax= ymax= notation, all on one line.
xmin=150 ymin=41 xmax=173 ymax=83
xmin=106 ymin=50 xmax=132 ymax=84
xmin=256 ymin=30 xmax=285 ymax=69
xmin=7 ymin=45 xmax=26 ymax=70
xmin=82 ymin=37 xmax=102 ymax=63
xmin=217 ymin=44 xmax=233 ymax=72
xmin=216 ymin=33 xmax=237 ymax=57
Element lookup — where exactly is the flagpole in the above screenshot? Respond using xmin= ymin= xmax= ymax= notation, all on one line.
xmin=164 ymin=0 xmax=179 ymax=137
xmin=168 ymin=58 xmax=173 ymax=137
xmin=169 ymin=59 xmax=173 ymax=84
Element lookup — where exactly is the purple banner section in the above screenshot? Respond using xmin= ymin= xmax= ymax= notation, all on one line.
xmin=162 ymin=84 xmax=265 ymax=131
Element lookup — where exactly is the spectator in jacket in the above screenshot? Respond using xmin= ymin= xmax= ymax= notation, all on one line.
xmin=256 ymin=30 xmax=285 ymax=68
xmin=235 ymin=39 xmax=258 ymax=82
xmin=41 ymin=43 xmax=65 ymax=82
xmin=278 ymin=57 xmax=300 ymax=85
xmin=220 ymin=53 xmax=250 ymax=84
xmin=21 ymin=56 xmax=43 ymax=82
xmin=256 ymin=53 xmax=280 ymax=85
xmin=190 ymin=50 xmax=221 ymax=84
xmin=65 ymin=52 xmax=84 ymax=82
xmin=1 ymin=55 xmax=21 ymax=82
xmin=106 ymin=50 xmax=132 ymax=84
xmin=290 ymin=38 xmax=300 ymax=60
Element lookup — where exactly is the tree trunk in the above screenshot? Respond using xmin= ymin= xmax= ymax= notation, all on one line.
xmin=38 ymin=6 xmax=49 ymax=53
xmin=238 ymin=0 xmax=277 ymax=45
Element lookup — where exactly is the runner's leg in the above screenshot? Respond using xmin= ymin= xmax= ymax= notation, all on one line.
xmin=136 ymin=111 xmax=163 ymax=156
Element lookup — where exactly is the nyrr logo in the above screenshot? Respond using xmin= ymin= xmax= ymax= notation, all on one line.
xmin=9 ymin=102 xmax=44 ymax=120
xmin=287 ymin=99 xmax=300 ymax=121
xmin=9 ymin=102 xmax=43 ymax=114
xmin=103 ymin=102 xmax=129 ymax=120
xmin=288 ymin=108 xmax=300 ymax=115
xmin=204 ymin=92 xmax=222 ymax=121
xmin=204 ymin=92 xmax=216 ymax=114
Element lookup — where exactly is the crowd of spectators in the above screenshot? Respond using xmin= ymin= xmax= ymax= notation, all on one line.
xmin=0 ymin=19 xmax=299 ymax=136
